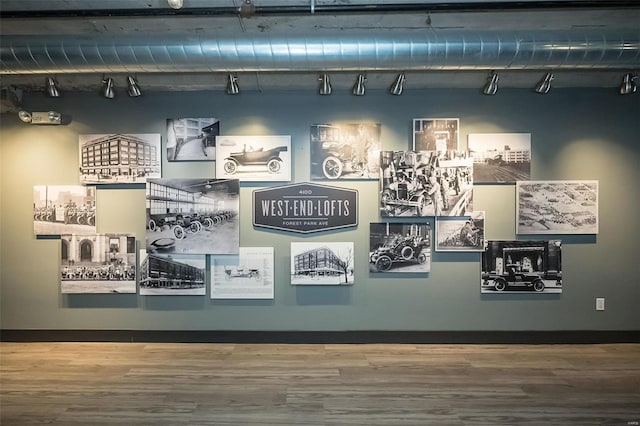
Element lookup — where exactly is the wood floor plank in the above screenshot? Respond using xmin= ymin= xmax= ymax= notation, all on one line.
xmin=1 ymin=342 xmax=639 ymax=425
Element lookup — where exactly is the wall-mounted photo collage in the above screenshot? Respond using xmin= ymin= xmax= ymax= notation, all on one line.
xmin=31 ymin=114 xmax=597 ymax=298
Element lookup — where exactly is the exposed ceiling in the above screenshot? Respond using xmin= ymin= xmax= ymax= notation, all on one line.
xmin=1 ymin=0 xmax=639 ymax=98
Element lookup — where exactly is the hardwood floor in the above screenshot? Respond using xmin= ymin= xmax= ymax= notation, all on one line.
xmin=1 ymin=343 xmax=639 ymax=425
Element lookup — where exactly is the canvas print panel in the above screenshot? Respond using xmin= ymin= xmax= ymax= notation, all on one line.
xmin=211 ymin=247 xmax=275 ymax=299
xmin=481 ymin=240 xmax=563 ymax=294
xmin=79 ymin=133 xmax=161 ymax=184
xmin=166 ymin=118 xmax=219 ymax=161
xmin=146 ymin=178 xmax=240 ymax=255
xmin=379 ymin=150 xmax=473 ymax=217
xmin=139 ymin=250 xmax=206 ymax=296
xmin=468 ymin=133 xmax=531 ymax=183
xmin=436 ymin=212 xmax=485 ymax=252
xmin=34 ymin=185 xmax=97 ymax=236
xmin=60 ymin=234 xmax=136 ymax=294
xmin=290 ymin=242 xmax=354 ymax=285
xmin=216 ymin=135 xmax=291 ymax=182
xmin=310 ymin=123 xmax=381 ymax=180
xmin=369 ymin=223 xmax=431 ymax=273
xmin=413 ymin=118 xmax=459 ymax=153
xmin=517 ymin=180 xmax=599 ymax=234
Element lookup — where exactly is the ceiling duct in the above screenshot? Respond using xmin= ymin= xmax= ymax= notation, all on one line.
xmin=1 ymin=30 xmax=638 ymax=75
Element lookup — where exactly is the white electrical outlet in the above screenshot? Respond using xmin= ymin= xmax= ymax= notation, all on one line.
xmin=596 ymin=297 xmax=605 ymax=311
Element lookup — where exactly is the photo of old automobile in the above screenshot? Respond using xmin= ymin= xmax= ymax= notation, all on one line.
xmin=379 ymin=150 xmax=473 ymax=217
xmin=436 ymin=212 xmax=485 ymax=252
xmin=146 ymin=178 xmax=240 ymax=255
xmin=369 ymin=223 xmax=431 ymax=273
xmin=147 ymin=210 xmax=236 ymax=241
xmin=481 ymin=240 xmax=563 ymax=293
xmin=211 ymin=247 xmax=274 ymax=300
xmin=223 ymin=145 xmax=288 ymax=175
xmin=216 ymin=135 xmax=292 ymax=181
xmin=310 ymin=123 xmax=381 ymax=180
xmin=224 ymin=266 xmax=261 ymax=280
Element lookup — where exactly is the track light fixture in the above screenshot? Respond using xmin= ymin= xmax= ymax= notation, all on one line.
xmin=318 ymin=73 xmax=332 ymax=95
xmin=101 ymin=77 xmax=115 ymax=99
xmin=483 ymin=71 xmax=499 ymax=95
xmin=126 ymin=75 xmax=142 ymax=97
xmin=535 ymin=72 xmax=554 ymax=94
xmin=45 ymin=77 xmax=60 ymax=97
xmin=619 ymin=73 xmax=638 ymax=95
xmin=352 ymin=74 xmax=367 ymax=96
xmin=167 ymin=0 xmax=183 ymax=9
xmin=226 ymin=74 xmax=239 ymax=95
xmin=239 ymin=0 xmax=256 ymax=17
xmin=389 ymin=72 xmax=406 ymax=96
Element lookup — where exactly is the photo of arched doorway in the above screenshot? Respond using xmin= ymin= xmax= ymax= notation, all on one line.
xmin=80 ymin=239 xmax=93 ymax=262
xmin=61 ymin=239 xmax=69 ymax=263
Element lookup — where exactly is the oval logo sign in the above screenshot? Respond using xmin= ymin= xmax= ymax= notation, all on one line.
xmin=253 ymin=182 xmax=358 ymax=233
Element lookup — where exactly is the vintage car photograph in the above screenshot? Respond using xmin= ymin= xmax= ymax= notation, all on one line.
xmin=436 ymin=212 xmax=485 ymax=252
xmin=369 ymin=223 xmax=431 ymax=273
xmin=481 ymin=240 xmax=563 ymax=294
xmin=211 ymin=247 xmax=274 ymax=299
xmin=310 ymin=123 xmax=381 ymax=180
xmin=145 ymin=178 xmax=240 ymax=255
xmin=379 ymin=150 xmax=473 ymax=217
xmin=216 ymin=135 xmax=291 ymax=182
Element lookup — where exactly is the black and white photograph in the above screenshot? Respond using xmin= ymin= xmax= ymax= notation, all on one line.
xmin=290 ymin=242 xmax=354 ymax=285
xmin=145 ymin=178 xmax=240 ymax=255
xmin=60 ymin=233 xmax=136 ymax=294
xmin=310 ymin=123 xmax=381 ymax=180
xmin=211 ymin=247 xmax=274 ymax=299
xmin=517 ymin=180 xmax=599 ymax=234
xmin=413 ymin=118 xmax=459 ymax=154
xmin=369 ymin=223 xmax=431 ymax=273
xmin=379 ymin=150 xmax=473 ymax=217
xmin=469 ymin=133 xmax=531 ymax=183
xmin=215 ymin=135 xmax=291 ymax=181
xmin=481 ymin=240 xmax=563 ymax=294
xmin=79 ymin=133 xmax=161 ymax=184
xmin=166 ymin=118 xmax=219 ymax=161
xmin=139 ymin=249 xmax=206 ymax=296
xmin=33 ymin=185 xmax=96 ymax=236
xmin=436 ymin=211 xmax=485 ymax=252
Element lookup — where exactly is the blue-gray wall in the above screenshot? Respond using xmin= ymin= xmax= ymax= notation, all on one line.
xmin=1 ymin=88 xmax=638 ymax=331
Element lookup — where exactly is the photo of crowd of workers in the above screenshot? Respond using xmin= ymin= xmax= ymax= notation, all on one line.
xmin=60 ymin=234 xmax=137 ymax=294
xmin=379 ymin=150 xmax=474 ymax=217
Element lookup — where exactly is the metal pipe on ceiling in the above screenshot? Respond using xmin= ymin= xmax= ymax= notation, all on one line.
xmin=0 ymin=1 xmax=638 ymax=18
xmin=1 ymin=30 xmax=638 ymax=75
